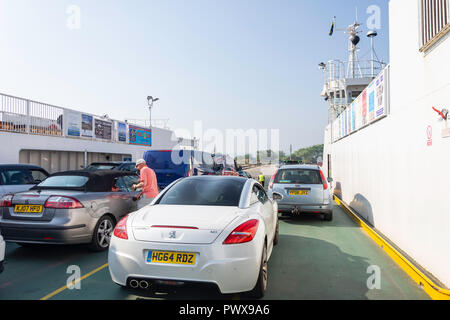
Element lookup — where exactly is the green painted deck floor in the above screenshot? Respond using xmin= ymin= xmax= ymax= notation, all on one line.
xmin=0 ymin=203 xmax=429 ymax=300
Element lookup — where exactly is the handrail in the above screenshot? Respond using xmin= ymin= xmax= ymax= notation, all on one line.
xmin=0 ymin=92 xmax=163 ymax=145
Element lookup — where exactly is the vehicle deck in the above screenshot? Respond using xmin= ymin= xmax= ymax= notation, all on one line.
xmin=0 ymin=202 xmax=429 ymax=300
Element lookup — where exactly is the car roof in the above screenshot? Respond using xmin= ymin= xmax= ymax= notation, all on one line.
xmin=41 ymin=170 xmax=137 ymax=192
xmin=50 ymin=170 xmax=135 ymax=178
xmin=89 ymin=162 xmax=123 ymax=165
xmin=279 ymin=164 xmax=321 ymax=170
xmin=184 ymin=175 xmax=247 ymax=183
xmin=0 ymin=164 xmax=47 ymax=171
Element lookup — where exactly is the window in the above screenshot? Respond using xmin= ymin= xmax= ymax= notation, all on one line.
xmin=158 ymin=178 xmax=245 ymax=207
xmin=0 ymin=169 xmax=48 ymax=185
xmin=420 ymin=0 xmax=450 ymax=51
xmin=30 ymin=170 xmax=48 ymax=183
xmin=37 ymin=176 xmax=89 ymax=188
xmin=87 ymin=164 xmax=117 ymax=170
xmin=252 ymin=185 xmax=268 ymax=204
xmin=274 ymin=169 xmax=323 ymax=185
xmin=115 ymin=175 xmax=140 ymax=192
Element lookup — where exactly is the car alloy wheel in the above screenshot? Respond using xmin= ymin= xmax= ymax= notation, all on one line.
xmin=97 ymin=219 xmax=114 ymax=248
xmin=89 ymin=215 xmax=115 ymax=251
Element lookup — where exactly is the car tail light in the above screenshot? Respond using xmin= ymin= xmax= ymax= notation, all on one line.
xmin=319 ymin=170 xmax=328 ymax=190
xmin=114 ymin=216 xmax=128 ymax=240
xmin=44 ymin=196 xmax=84 ymax=209
xmin=268 ymin=170 xmax=278 ymax=190
xmin=223 ymin=219 xmax=259 ymax=245
xmin=0 ymin=194 xmax=13 ymax=207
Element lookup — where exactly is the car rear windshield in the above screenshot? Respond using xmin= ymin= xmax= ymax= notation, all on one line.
xmin=87 ymin=164 xmax=118 ymax=170
xmin=37 ymin=176 xmax=89 ymax=188
xmin=0 ymin=168 xmax=48 ymax=185
xmin=274 ymin=169 xmax=323 ymax=185
xmin=158 ymin=178 xmax=245 ymax=207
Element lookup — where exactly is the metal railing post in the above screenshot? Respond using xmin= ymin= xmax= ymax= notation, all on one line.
xmin=26 ymin=99 xmax=30 ymax=134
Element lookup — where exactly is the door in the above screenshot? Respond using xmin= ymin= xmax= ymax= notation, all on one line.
xmin=114 ymin=175 xmax=141 ymax=213
xmin=252 ymin=184 xmax=275 ymax=243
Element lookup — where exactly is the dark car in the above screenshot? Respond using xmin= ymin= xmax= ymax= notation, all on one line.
xmin=0 ymin=164 xmax=49 ymax=198
xmin=238 ymin=171 xmax=253 ymax=179
xmin=86 ymin=162 xmax=138 ymax=174
xmin=0 ymin=170 xmax=141 ymax=251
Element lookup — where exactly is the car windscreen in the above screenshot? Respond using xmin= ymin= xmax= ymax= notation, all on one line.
xmin=0 ymin=168 xmax=48 ymax=185
xmin=274 ymin=169 xmax=322 ymax=185
xmin=37 ymin=175 xmax=89 ymax=188
xmin=158 ymin=178 xmax=245 ymax=207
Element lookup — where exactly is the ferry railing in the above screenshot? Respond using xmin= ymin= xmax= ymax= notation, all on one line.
xmin=0 ymin=94 xmax=28 ymax=133
xmin=28 ymin=100 xmax=64 ymax=136
xmin=324 ymin=59 xmax=385 ymax=83
xmin=0 ymin=92 xmax=158 ymax=145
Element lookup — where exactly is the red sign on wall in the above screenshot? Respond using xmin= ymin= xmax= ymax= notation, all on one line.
xmin=362 ymin=91 xmax=367 ymax=117
xmin=427 ymin=126 xmax=433 ymax=146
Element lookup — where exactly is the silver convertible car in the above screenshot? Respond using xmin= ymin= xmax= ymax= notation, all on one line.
xmin=0 ymin=170 xmax=140 ymax=251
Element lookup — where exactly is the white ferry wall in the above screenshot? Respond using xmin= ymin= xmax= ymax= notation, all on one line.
xmin=323 ymin=0 xmax=450 ymax=287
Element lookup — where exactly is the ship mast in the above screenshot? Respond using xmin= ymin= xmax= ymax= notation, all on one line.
xmin=319 ymin=15 xmax=385 ymax=123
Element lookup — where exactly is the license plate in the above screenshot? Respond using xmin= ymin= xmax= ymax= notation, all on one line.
xmin=147 ymin=250 xmax=196 ymax=265
xmin=14 ymin=205 xmax=43 ymax=213
xmin=289 ymin=190 xmax=309 ymax=196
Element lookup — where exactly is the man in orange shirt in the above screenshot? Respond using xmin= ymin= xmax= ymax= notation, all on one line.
xmin=131 ymin=159 xmax=159 ymax=209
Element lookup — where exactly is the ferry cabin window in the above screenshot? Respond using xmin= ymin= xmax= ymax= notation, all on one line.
xmin=419 ymin=0 xmax=450 ymax=52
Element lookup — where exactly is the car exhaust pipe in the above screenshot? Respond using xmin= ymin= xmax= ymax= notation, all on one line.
xmin=139 ymin=280 xmax=150 ymax=289
xmin=129 ymin=279 xmax=139 ymax=288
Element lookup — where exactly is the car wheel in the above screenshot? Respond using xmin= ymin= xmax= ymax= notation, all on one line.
xmin=88 ymin=215 xmax=115 ymax=252
xmin=273 ymin=219 xmax=279 ymax=246
xmin=323 ymin=211 xmax=333 ymax=221
xmin=248 ymin=243 xmax=268 ymax=299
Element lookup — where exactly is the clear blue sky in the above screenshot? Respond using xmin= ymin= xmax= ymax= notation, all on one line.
xmin=0 ymin=0 xmax=389 ymax=153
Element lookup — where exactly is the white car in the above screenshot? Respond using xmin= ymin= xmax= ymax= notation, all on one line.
xmin=108 ymin=176 xmax=279 ymax=298
xmin=0 ymin=231 xmax=5 ymax=274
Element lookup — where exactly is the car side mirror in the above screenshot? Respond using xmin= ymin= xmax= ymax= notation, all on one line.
xmin=327 ymin=177 xmax=333 ymax=183
xmin=272 ymin=193 xmax=283 ymax=201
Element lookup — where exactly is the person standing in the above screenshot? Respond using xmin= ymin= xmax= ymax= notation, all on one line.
xmin=132 ymin=159 xmax=159 ymax=209
xmin=258 ymin=174 xmax=265 ymax=188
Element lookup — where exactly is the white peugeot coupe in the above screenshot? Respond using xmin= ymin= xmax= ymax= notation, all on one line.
xmin=108 ymin=176 xmax=279 ymax=298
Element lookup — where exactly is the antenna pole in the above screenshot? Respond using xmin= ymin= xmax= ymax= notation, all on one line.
xmin=370 ymin=36 xmax=375 ymax=77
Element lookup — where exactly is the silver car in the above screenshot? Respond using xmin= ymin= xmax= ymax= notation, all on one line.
xmin=0 ymin=164 xmax=49 ymax=198
xmin=267 ymin=165 xmax=333 ymax=221
xmin=0 ymin=170 xmax=140 ymax=251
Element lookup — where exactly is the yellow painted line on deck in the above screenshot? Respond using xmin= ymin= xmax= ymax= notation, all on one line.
xmin=40 ymin=263 xmax=109 ymax=300
xmin=334 ymin=195 xmax=450 ymax=300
